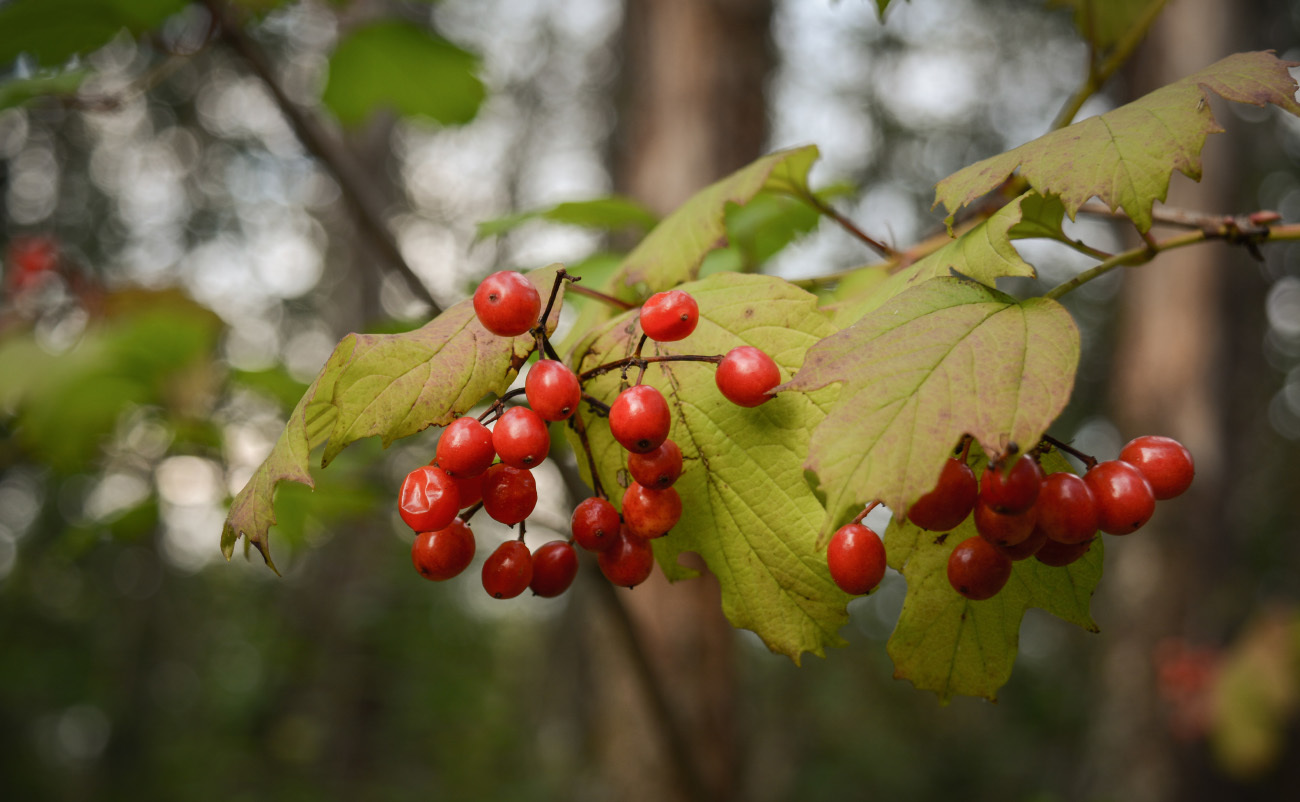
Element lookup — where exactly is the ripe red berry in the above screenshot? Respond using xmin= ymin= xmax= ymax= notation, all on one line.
xmin=529 ymin=540 xmax=579 ymax=597
xmin=436 ymin=417 xmax=495 ymax=477
xmin=525 ymin=360 xmax=582 ymax=421
xmin=974 ymin=498 xmax=1037 ymax=547
xmin=481 ymin=464 xmax=537 ymax=525
xmin=1084 ymin=460 xmax=1156 ymax=535
xmin=411 ymin=519 xmax=476 ymax=581
xmin=979 ymin=454 xmax=1043 ymax=515
xmin=906 ymin=458 xmax=977 ymax=531
xmin=826 ymin=523 xmax=887 ymax=595
xmin=626 ymin=439 xmax=683 ymax=490
xmin=715 ymin=345 xmax=781 ymax=407
xmin=597 ymin=528 xmax=656 ymax=588
xmin=609 ymin=384 xmax=672 ymax=454
xmin=492 ymin=406 xmax=550 ymax=469
xmin=449 ymin=471 xmax=485 ymax=509
xmin=571 ymin=496 xmax=621 ymax=552
xmin=993 ymin=523 xmax=1049 ymax=561
xmin=640 ymin=290 xmax=699 ymax=342
xmin=1119 ymin=435 xmax=1194 ymax=500
xmin=1035 ymin=537 xmax=1093 ymax=568
xmin=473 ymin=270 xmax=541 ymax=337
xmin=398 ymin=465 xmax=460 ymax=533
xmin=947 ymin=537 xmax=1013 ymax=601
xmin=482 ymin=540 xmax=534 ymax=599
xmin=621 ymin=482 xmax=682 ymax=540
xmin=1036 ymin=472 xmax=1098 ymax=544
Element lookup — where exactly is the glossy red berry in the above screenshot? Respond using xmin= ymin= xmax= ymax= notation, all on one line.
xmin=492 ymin=406 xmax=550 ymax=469
xmin=529 ymin=540 xmax=579 ymax=597
xmin=597 ymin=528 xmax=656 ymax=588
xmin=1084 ymin=460 xmax=1155 ymax=535
xmin=525 ymin=360 xmax=582 ymax=422
xmin=715 ymin=345 xmax=781 ymax=407
xmin=1035 ymin=537 xmax=1093 ymax=568
xmin=411 ymin=519 xmax=476 ymax=581
xmin=906 ymin=458 xmax=977 ymax=531
xmin=974 ymin=498 xmax=1037 ymax=547
xmin=1036 ymin=472 xmax=1098 ymax=544
xmin=571 ymin=496 xmax=621 ymax=552
xmin=435 ymin=417 xmax=495 ymax=477
xmin=621 ymin=482 xmax=682 ymax=540
xmin=947 ymin=537 xmax=1013 ymax=601
xmin=482 ymin=540 xmax=534 ymax=599
xmin=993 ymin=523 xmax=1049 ymax=561
xmin=826 ymin=523 xmax=887 ymax=595
xmin=449 ymin=471 xmax=485 ymax=509
xmin=626 ymin=439 xmax=683 ymax=490
xmin=398 ymin=465 xmax=460 ymax=533
xmin=609 ymin=384 xmax=671 ymax=454
xmin=1119 ymin=435 xmax=1194 ymax=500
xmin=473 ymin=270 xmax=541 ymax=337
xmin=979 ymin=454 xmax=1043 ymax=515
xmin=640 ymin=290 xmax=699 ymax=342
xmin=481 ymin=464 xmax=537 ymax=525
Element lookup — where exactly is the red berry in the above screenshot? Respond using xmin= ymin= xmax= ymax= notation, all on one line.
xmin=597 ymin=528 xmax=656 ymax=588
xmin=398 ymin=465 xmax=460 ymax=533
xmin=1119 ymin=435 xmax=1194 ymax=500
xmin=492 ymin=406 xmax=550 ymax=469
xmin=993 ymin=523 xmax=1049 ymax=561
xmin=482 ymin=540 xmax=533 ymax=599
xmin=1035 ymin=537 xmax=1093 ymax=568
xmin=973 ymin=498 xmax=1037 ymax=547
xmin=906 ymin=458 xmax=977 ymax=531
xmin=525 ymin=360 xmax=582 ymax=422
xmin=826 ymin=523 xmax=887 ymax=595
xmin=449 ymin=471 xmax=485 ymax=509
xmin=626 ymin=439 xmax=683 ymax=490
xmin=621 ymin=482 xmax=682 ymax=540
xmin=473 ymin=271 xmax=541 ymax=337
xmin=609 ymin=384 xmax=671 ymax=454
xmin=571 ymin=496 xmax=621 ymax=552
xmin=481 ymin=464 xmax=537 ymax=525
xmin=436 ymin=417 xmax=495 ymax=477
xmin=529 ymin=540 xmax=579 ymax=597
xmin=1084 ymin=460 xmax=1155 ymax=535
xmin=947 ymin=537 xmax=1013 ymax=601
xmin=979 ymin=454 xmax=1043 ymax=515
xmin=715 ymin=346 xmax=781 ymax=407
xmin=640 ymin=290 xmax=699 ymax=342
xmin=1036 ymin=472 xmax=1098 ymax=544
xmin=411 ymin=519 xmax=476 ymax=581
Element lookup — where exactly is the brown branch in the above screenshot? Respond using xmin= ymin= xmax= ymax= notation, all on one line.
xmin=201 ymin=0 xmax=441 ymax=315
xmin=578 ymin=353 xmax=723 ymax=383
xmin=566 ymin=282 xmax=636 ymax=311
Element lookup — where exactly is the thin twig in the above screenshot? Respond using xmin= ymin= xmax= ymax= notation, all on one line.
xmin=579 ymin=354 xmax=723 ymax=383
xmin=566 ymin=283 xmax=636 ymax=310
xmin=568 ymin=411 xmax=606 ymax=499
xmin=782 ymin=188 xmax=896 ymax=259
xmin=1040 ymin=434 xmax=1097 ymax=470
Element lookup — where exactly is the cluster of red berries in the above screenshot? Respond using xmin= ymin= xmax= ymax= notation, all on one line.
xmin=826 ymin=435 xmax=1195 ymax=602
xmin=398 ymin=271 xmax=786 ymax=598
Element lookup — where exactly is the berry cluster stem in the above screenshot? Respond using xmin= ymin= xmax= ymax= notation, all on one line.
xmin=579 ymin=353 xmax=724 ymax=383
xmin=1039 ymin=433 xmax=1098 ymax=470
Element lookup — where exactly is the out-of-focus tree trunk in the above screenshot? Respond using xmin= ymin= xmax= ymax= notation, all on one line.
xmin=580 ymin=2 xmax=772 ymax=801
xmin=1087 ymin=2 xmax=1238 ymax=800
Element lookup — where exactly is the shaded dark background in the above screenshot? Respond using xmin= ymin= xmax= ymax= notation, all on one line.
xmin=2 ymin=1 xmax=1300 ymax=799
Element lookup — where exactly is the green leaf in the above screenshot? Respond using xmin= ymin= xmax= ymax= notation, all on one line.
xmin=221 ymin=266 xmax=564 ymax=572
xmin=779 ymin=277 xmax=1079 ymax=538
xmin=0 ymin=68 xmax=88 ymax=111
xmin=613 ymin=145 xmax=820 ymax=292
xmin=569 ymin=273 xmax=850 ymax=661
xmin=824 ymin=191 xmax=1049 ymax=328
xmin=322 ymin=21 xmax=485 ymax=127
xmin=935 ymin=51 xmax=1300 ymax=232
xmin=884 ymin=450 xmax=1102 ymax=702
xmin=0 ymin=0 xmax=187 ymax=66
xmin=1049 ymin=0 xmax=1165 ymax=55
xmin=476 ymin=197 xmax=658 ymax=239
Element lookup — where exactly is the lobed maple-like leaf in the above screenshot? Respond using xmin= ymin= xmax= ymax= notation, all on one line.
xmin=780 ymin=277 xmax=1079 ymax=540
xmin=884 ymin=449 xmax=1102 ymax=702
xmin=569 ymin=273 xmax=850 ymax=662
xmin=613 ymin=146 xmax=820 ymax=292
xmin=221 ymin=265 xmax=563 ymax=572
xmin=935 ymin=51 xmax=1300 ymax=232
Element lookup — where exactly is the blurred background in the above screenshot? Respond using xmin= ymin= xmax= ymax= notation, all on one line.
xmin=2 ymin=0 xmax=1300 ymax=799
